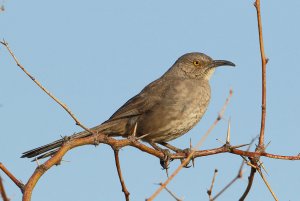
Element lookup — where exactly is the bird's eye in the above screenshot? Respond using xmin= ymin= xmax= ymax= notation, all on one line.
xmin=193 ymin=60 xmax=200 ymax=66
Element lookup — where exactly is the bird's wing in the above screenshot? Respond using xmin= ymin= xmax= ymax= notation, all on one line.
xmin=103 ymin=78 xmax=164 ymax=123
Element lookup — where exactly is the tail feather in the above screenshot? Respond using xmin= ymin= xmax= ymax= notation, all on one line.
xmin=32 ymin=149 xmax=60 ymax=161
xmin=21 ymin=130 xmax=91 ymax=159
xmin=22 ymin=120 xmax=125 ymax=160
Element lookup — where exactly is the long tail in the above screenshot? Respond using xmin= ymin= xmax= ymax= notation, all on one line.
xmin=21 ymin=120 xmax=124 ymax=160
xmin=21 ymin=130 xmax=91 ymax=160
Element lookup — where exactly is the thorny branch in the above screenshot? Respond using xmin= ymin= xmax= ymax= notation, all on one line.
xmin=239 ymin=1 xmax=269 ymax=200
xmin=211 ymin=137 xmax=257 ymax=201
xmin=255 ymin=0 xmax=267 ymax=150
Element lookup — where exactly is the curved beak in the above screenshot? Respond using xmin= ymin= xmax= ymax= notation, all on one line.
xmin=210 ymin=60 xmax=235 ymax=68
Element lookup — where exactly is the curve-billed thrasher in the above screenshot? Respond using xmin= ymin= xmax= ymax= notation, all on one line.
xmin=22 ymin=52 xmax=235 ymax=159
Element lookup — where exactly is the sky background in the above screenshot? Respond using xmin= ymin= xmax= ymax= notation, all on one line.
xmin=1 ymin=1 xmax=300 ymax=201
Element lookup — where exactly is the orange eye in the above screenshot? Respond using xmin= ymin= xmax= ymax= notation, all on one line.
xmin=193 ymin=60 xmax=200 ymax=66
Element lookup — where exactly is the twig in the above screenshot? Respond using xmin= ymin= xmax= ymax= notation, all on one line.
xmin=113 ymin=150 xmax=130 ymax=201
xmin=212 ymin=174 xmax=239 ymax=201
xmin=239 ymin=1 xmax=268 ymax=199
xmin=257 ymin=168 xmax=278 ymax=201
xmin=0 ymin=175 xmax=10 ymax=201
xmin=0 ymin=40 xmax=94 ymax=136
xmin=157 ymin=183 xmax=183 ymax=201
xmin=229 ymin=149 xmax=300 ymax=160
xmin=0 ymin=163 xmax=24 ymax=192
xmin=239 ymin=166 xmax=256 ymax=201
xmin=212 ymin=137 xmax=256 ymax=200
xmin=207 ymin=169 xmax=218 ymax=201
xmin=146 ymin=89 xmax=233 ymax=201
xmin=254 ymin=0 xmax=268 ymax=149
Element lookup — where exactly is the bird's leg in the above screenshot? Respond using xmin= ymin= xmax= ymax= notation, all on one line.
xmin=158 ymin=142 xmax=184 ymax=153
xmin=159 ymin=142 xmax=193 ymax=168
xmin=149 ymin=142 xmax=172 ymax=171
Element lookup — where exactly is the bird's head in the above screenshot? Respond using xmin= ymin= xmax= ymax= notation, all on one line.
xmin=165 ymin=52 xmax=235 ymax=80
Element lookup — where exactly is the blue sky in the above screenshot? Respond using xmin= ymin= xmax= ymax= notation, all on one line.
xmin=1 ymin=1 xmax=300 ymax=201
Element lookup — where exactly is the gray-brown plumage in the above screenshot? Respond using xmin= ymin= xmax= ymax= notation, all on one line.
xmin=22 ymin=52 xmax=235 ymax=159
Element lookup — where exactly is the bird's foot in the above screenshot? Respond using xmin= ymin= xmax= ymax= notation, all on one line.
xmin=159 ymin=148 xmax=172 ymax=170
xmin=149 ymin=142 xmax=173 ymax=171
xmin=158 ymin=142 xmax=193 ymax=168
xmin=180 ymin=148 xmax=194 ymax=168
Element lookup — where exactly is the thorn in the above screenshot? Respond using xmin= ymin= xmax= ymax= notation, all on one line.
xmin=240 ymin=155 xmax=248 ymax=163
xmin=34 ymin=157 xmax=40 ymax=167
xmin=216 ymin=138 xmax=225 ymax=144
xmin=226 ymin=118 xmax=231 ymax=144
xmin=132 ymin=122 xmax=138 ymax=137
xmin=231 ymin=143 xmax=250 ymax=149
xmin=137 ymin=133 xmax=150 ymax=140
xmin=253 ymin=1 xmax=257 ymax=8
xmin=265 ymin=141 xmax=271 ymax=149
xmin=266 ymin=58 xmax=269 ymax=64
xmin=61 ymin=159 xmax=70 ymax=163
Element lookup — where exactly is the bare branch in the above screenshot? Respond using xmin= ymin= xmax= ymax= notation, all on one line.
xmin=0 ymin=175 xmax=10 ymax=201
xmin=254 ymin=0 xmax=268 ymax=149
xmin=212 ymin=137 xmax=256 ymax=200
xmin=0 ymin=163 xmax=24 ymax=193
xmin=257 ymin=168 xmax=278 ymax=201
xmin=114 ymin=150 xmax=130 ymax=201
xmin=239 ymin=166 xmax=256 ymax=201
xmin=0 ymin=40 xmax=95 ymax=136
xmin=238 ymin=1 xmax=268 ymax=199
xmin=157 ymin=183 xmax=183 ymax=201
xmin=207 ymin=169 xmax=218 ymax=201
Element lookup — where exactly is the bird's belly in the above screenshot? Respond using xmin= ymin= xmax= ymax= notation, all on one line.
xmin=160 ymin=100 xmax=208 ymax=141
xmin=139 ymin=93 xmax=210 ymax=142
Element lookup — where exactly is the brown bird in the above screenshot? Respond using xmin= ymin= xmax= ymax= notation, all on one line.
xmin=22 ymin=52 xmax=235 ymax=160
